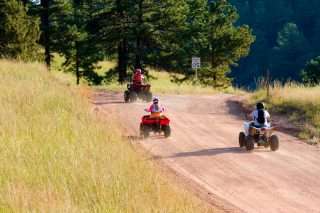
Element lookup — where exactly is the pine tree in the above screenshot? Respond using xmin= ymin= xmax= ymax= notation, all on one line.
xmin=91 ymin=0 xmax=188 ymax=82
xmin=0 ymin=0 xmax=40 ymax=61
xmin=41 ymin=0 xmax=51 ymax=68
xmin=89 ymin=0 xmax=131 ymax=83
xmin=157 ymin=0 xmax=208 ymax=72
xmin=301 ymin=56 xmax=320 ymax=86
xmin=272 ymin=22 xmax=310 ymax=80
xmin=199 ymin=0 xmax=254 ymax=87
xmin=50 ymin=0 xmax=103 ymax=84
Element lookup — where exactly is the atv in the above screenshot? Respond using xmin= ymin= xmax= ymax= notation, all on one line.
xmin=140 ymin=112 xmax=171 ymax=138
xmin=239 ymin=122 xmax=279 ymax=151
xmin=124 ymin=83 xmax=152 ymax=103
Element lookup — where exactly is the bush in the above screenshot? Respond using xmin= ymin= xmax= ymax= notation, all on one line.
xmin=301 ymin=56 xmax=320 ymax=86
xmin=0 ymin=0 xmax=40 ymax=61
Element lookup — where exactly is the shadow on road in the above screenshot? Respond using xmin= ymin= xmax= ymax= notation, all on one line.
xmin=169 ymin=147 xmax=246 ymax=158
xmin=225 ymin=99 xmax=250 ymax=120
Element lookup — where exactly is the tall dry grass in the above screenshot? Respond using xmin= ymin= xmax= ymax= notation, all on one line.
xmin=0 ymin=60 xmax=212 ymax=212
xmin=250 ymin=82 xmax=320 ymax=143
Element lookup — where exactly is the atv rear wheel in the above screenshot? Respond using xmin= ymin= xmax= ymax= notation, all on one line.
xmin=129 ymin=91 xmax=138 ymax=102
xmin=270 ymin=135 xmax=279 ymax=151
xmin=163 ymin=125 xmax=171 ymax=138
xmin=239 ymin=132 xmax=246 ymax=148
xmin=246 ymin=136 xmax=255 ymax=151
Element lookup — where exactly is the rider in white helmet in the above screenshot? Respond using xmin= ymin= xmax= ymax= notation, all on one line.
xmin=146 ymin=97 xmax=165 ymax=117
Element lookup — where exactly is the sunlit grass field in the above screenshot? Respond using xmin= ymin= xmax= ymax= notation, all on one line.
xmin=0 ymin=60 xmax=212 ymax=212
xmin=97 ymin=62 xmax=237 ymax=95
xmin=52 ymin=56 xmax=240 ymax=95
xmin=250 ymin=82 xmax=320 ymax=144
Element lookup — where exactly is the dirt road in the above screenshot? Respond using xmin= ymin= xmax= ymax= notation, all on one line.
xmin=93 ymin=91 xmax=320 ymax=213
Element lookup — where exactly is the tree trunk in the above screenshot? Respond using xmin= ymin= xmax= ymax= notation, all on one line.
xmin=41 ymin=0 xmax=51 ymax=69
xmin=135 ymin=0 xmax=143 ymax=69
xmin=76 ymin=42 xmax=80 ymax=85
xmin=135 ymin=36 xmax=142 ymax=69
xmin=116 ymin=0 xmax=128 ymax=83
xmin=118 ymin=39 xmax=128 ymax=83
xmin=21 ymin=0 xmax=28 ymax=6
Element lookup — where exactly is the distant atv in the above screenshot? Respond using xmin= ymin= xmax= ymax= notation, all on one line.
xmin=140 ymin=112 xmax=171 ymax=138
xmin=124 ymin=83 xmax=152 ymax=103
xmin=239 ymin=122 xmax=279 ymax=151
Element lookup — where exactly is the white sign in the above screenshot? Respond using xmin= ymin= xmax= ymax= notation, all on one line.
xmin=192 ymin=57 xmax=201 ymax=69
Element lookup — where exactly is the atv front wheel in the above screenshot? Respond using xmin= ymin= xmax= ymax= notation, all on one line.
xmin=246 ymin=136 xmax=255 ymax=151
xmin=239 ymin=132 xmax=246 ymax=148
xmin=270 ymin=135 xmax=279 ymax=151
xmin=141 ymin=125 xmax=150 ymax=138
xmin=124 ymin=91 xmax=130 ymax=103
xmin=163 ymin=125 xmax=171 ymax=138
xmin=262 ymin=135 xmax=270 ymax=148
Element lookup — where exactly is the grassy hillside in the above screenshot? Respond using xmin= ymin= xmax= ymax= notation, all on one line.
xmin=0 ymin=60 xmax=211 ymax=212
xmin=250 ymin=83 xmax=320 ymax=144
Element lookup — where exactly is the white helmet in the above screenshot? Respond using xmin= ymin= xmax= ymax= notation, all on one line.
xmin=152 ymin=96 xmax=159 ymax=104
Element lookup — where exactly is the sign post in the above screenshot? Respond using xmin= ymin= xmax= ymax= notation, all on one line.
xmin=192 ymin=57 xmax=201 ymax=80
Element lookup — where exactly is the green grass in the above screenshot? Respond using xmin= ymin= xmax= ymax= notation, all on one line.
xmin=249 ymin=82 xmax=320 ymax=144
xmin=0 ymin=60 xmax=212 ymax=212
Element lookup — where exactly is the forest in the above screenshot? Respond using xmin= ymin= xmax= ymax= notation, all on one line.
xmin=230 ymin=0 xmax=320 ymax=87
xmin=1 ymin=0 xmax=319 ymax=87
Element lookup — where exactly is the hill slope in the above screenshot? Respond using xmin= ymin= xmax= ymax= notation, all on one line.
xmin=0 ymin=60 xmax=210 ymax=212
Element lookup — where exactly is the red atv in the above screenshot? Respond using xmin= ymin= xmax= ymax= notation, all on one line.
xmin=140 ymin=112 xmax=171 ymax=138
xmin=124 ymin=83 xmax=152 ymax=103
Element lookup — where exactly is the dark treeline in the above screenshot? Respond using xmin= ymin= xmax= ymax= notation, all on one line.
xmin=230 ymin=0 xmax=320 ymax=87
xmin=2 ymin=0 xmax=318 ymax=87
xmin=0 ymin=0 xmax=254 ymax=87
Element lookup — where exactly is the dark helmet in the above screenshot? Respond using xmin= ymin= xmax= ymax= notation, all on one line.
xmin=256 ymin=102 xmax=265 ymax=110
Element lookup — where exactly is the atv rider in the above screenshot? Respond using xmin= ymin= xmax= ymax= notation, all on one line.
xmin=132 ymin=68 xmax=144 ymax=85
xmin=145 ymin=97 xmax=165 ymax=118
xmin=251 ymin=102 xmax=271 ymax=128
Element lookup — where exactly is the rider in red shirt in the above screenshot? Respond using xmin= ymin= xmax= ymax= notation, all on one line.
xmin=133 ymin=68 xmax=144 ymax=84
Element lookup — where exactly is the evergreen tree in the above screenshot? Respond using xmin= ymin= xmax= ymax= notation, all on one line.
xmin=160 ymin=0 xmax=208 ymax=72
xmin=91 ymin=0 xmax=188 ymax=82
xmin=40 ymin=0 xmax=51 ymax=68
xmin=89 ymin=0 xmax=132 ymax=83
xmin=0 ymin=0 xmax=40 ymax=61
xmin=301 ymin=56 xmax=320 ymax=86
xmin=50 ymin=0 xmax=103 ymax=84
xmin=198 ymin=0 xmax=254 ymax=87
xmin=272 ymin=22 xmax=310 ymax=80
xmin=229 ymin=0 xmax=320 ymax=86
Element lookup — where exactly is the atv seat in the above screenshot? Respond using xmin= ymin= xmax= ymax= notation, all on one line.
xmin=150 ymin=112 xmax=161 ymax=118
